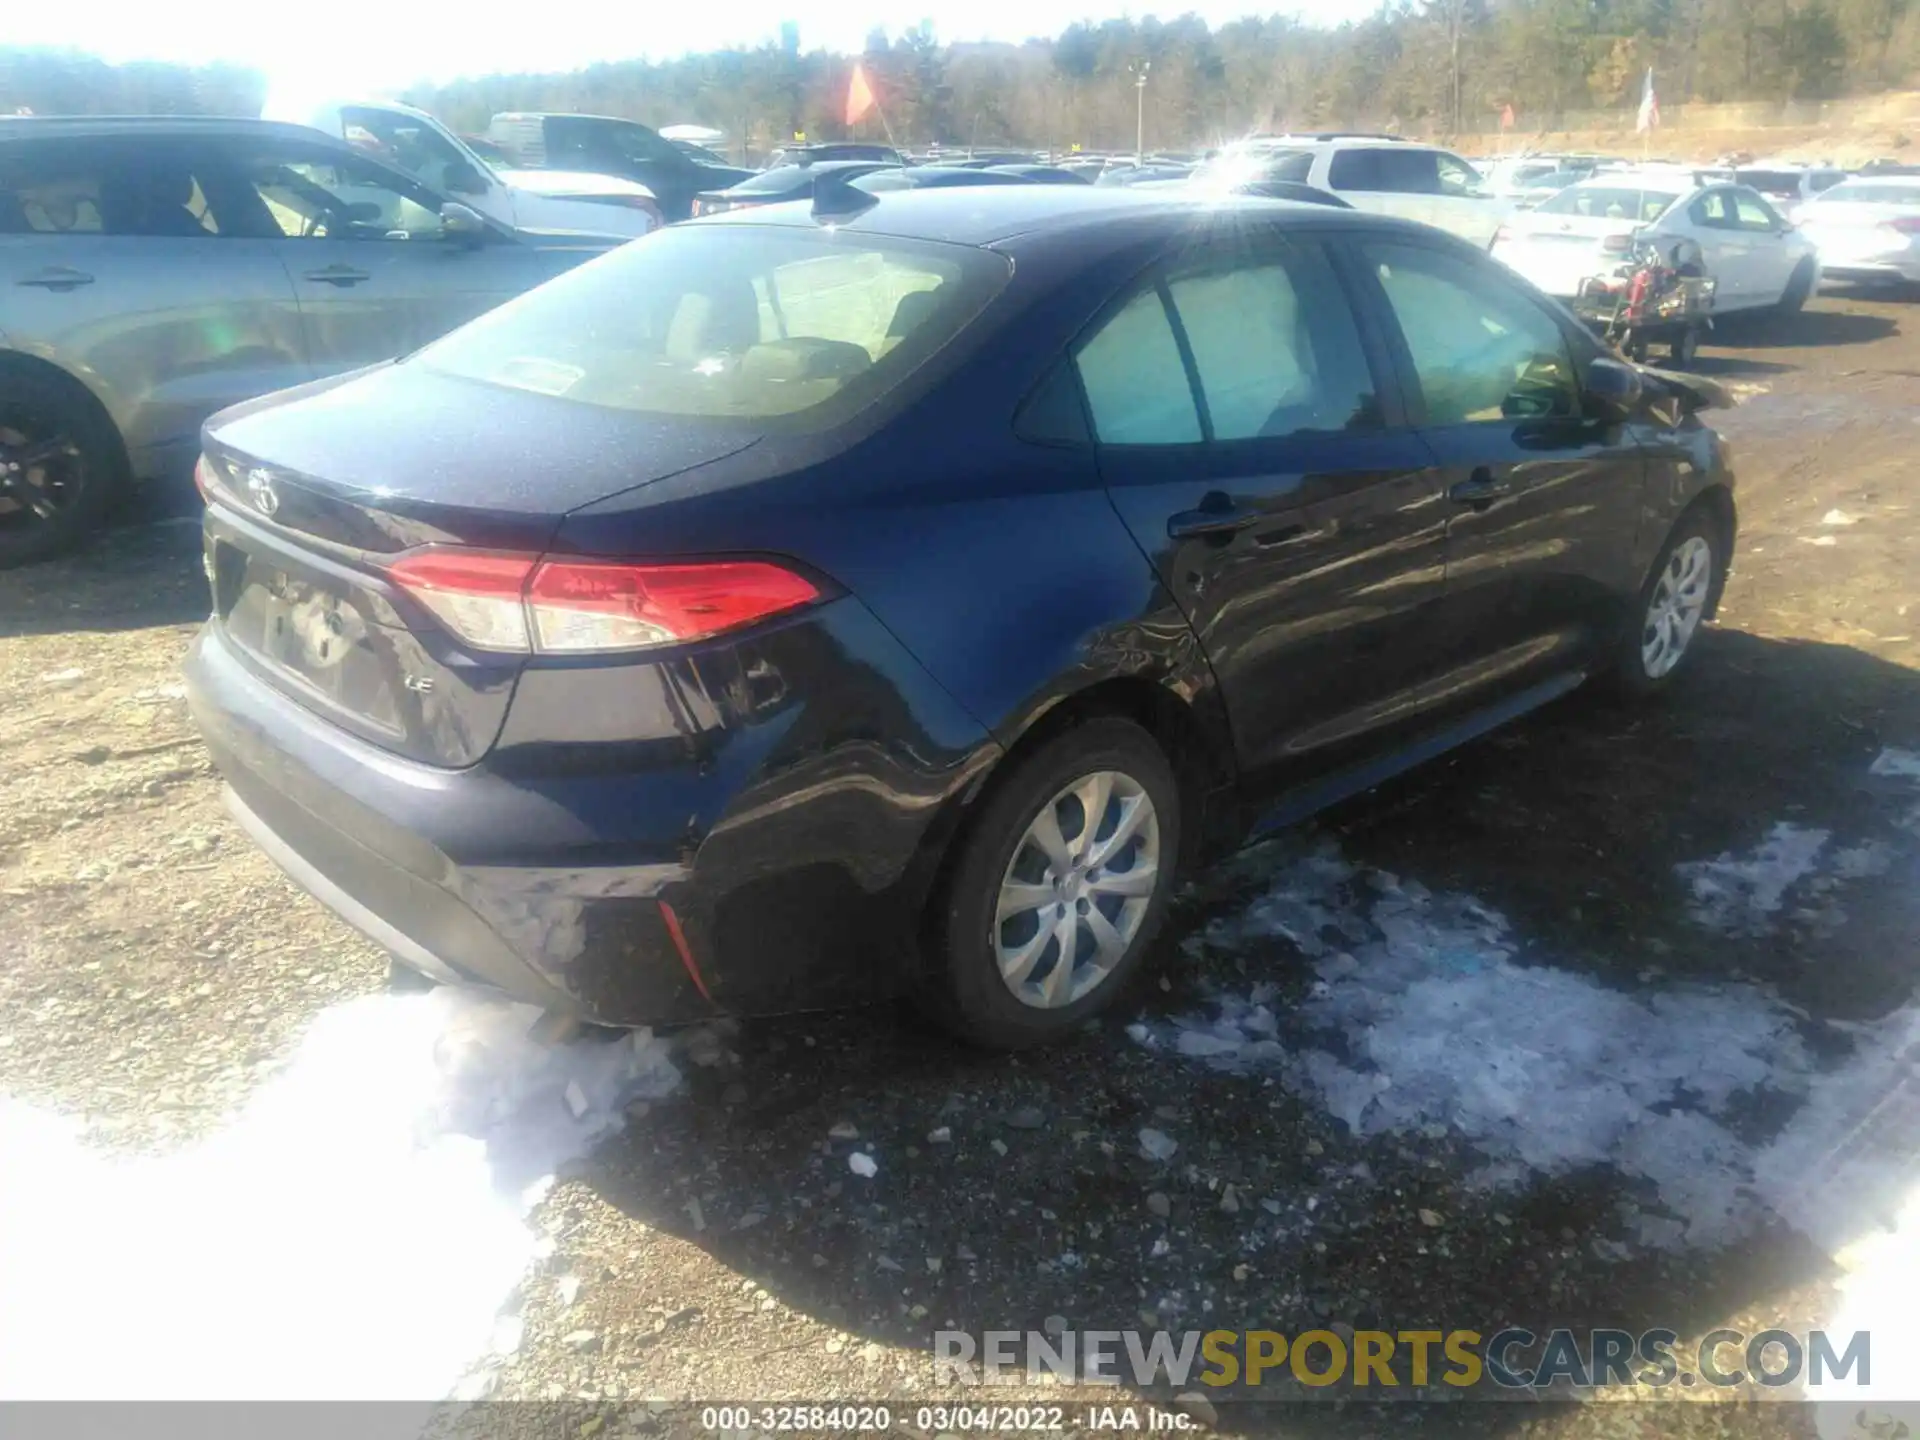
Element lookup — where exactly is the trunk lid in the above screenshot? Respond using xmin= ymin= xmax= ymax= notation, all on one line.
xmin=1494 ymin=214 xmax=1639 ymax=298
xmin=201 ymin=362 xmax=760 ymax=767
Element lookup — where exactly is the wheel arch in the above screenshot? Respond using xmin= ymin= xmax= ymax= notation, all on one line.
xmin=1677 ymin=482 xmax=1737 ymax=619
xmin=917 ymin=672 xmax=1236 ymax=938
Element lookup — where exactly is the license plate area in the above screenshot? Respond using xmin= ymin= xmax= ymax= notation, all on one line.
xmin=214 ymin=539 xmax=406 ymax=737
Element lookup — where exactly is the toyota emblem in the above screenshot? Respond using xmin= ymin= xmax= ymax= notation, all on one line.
xmin=246 ymin=469 xmax=280 ymax=517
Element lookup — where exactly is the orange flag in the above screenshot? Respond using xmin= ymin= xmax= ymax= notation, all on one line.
xmin=846 ymin=64 xmax=876 ymax=127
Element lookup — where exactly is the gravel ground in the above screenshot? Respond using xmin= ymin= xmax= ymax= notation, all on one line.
xmin=3 ymin=293 xmax=1920 ymax=1435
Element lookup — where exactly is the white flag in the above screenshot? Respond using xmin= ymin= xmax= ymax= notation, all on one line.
xmin=1636 ymin=67 xmax=1660 ymax=133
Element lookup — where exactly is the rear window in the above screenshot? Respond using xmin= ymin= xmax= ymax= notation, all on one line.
xmin=1817 ymin=182 xmax=1920 ymax=206
xmin=1327 ymin=147 xmax=1440 ymax=194
xmin=1535 ymin=186 xmax=1677 ymax=221
xmin=415 ymin=224 xmax=1010 ymax=424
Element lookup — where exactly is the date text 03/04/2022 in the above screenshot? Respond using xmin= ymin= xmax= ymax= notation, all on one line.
xmin=697 ymin=1405 xmax=1196 ymax=1431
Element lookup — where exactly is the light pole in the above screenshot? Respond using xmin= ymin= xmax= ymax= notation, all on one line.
xmin=1130 ymin=60 xmax=1150 ymax=162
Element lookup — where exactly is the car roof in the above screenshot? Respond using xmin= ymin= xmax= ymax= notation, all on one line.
xmin=698 ymin=183 xmax=1438 ymax=248
xmin=1570 ymin=168 xmax=1700 ymax=187
xmin=493 ymin=112 xmax=655 ymax=127
xmin=0 ymin=115 xmax=357 ymax=148
xmin=1827 ymin=173 xmax=1920 ymax=186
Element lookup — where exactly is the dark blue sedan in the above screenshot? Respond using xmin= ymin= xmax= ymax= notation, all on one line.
xmin=185 ymin=186 xmax=1735 ymax=1047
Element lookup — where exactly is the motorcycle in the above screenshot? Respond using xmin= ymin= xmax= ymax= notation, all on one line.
xmin=1573 ymin=236 xmax=1717 ymax=369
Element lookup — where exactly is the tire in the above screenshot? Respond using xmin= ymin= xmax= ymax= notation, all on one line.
xmin=1777 ymin=259 xmax=1815 ymax=316
xmin=1668 ymin=326 xmax=1700 ymax=368
xmin=1605 ymin=508 xmax=1725 ymax=699
xmin=0 ymin=368 xmax=126 ymax=568
xmin=922 ymin=717 xmax=1181 ymax=1049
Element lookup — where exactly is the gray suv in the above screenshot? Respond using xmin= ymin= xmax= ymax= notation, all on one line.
xmin=0 ymin=116 xmax=621 ymax=565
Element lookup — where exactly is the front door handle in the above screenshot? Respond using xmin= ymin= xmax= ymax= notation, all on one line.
xmin=17 ymin=267 xmax=94 ymax=291
xmin=302 ymin=265 xmax=371 ymax=287
xmin=1448 ymin=467 xmax=1513 ymax=510
xmin=1168 ymin=503 xmax=1261 ymax=540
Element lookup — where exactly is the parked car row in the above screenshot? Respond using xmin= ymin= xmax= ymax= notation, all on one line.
xmin=0 ymin=100 xmax=1896 ymax=571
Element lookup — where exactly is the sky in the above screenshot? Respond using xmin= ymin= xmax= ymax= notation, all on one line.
xmin=9 ymin=0 xmax=1367 ymax=104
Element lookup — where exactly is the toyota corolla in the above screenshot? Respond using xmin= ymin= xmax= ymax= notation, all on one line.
xmin=186 ymin=185 xmax=1735 ymax=1047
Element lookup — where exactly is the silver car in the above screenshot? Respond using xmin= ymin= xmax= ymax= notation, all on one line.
xmin=1795 ymin=175 xmax=1920 ymax=287
xmin=0 ymin=116 xmax=620 ymax=566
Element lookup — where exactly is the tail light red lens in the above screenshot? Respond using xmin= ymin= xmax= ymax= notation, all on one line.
xmin=192 ymin=454 xmax=218 ymax=502
xmin=1492 ymin=225 xmax=1514 ymax=245
xmin=387 ymin=550 xmax=821 ymax=655
xmin=1601 ymin=232 xmax=1634 ymax=253
xmin=1886 ymin=216 xmax=1920 ymax=234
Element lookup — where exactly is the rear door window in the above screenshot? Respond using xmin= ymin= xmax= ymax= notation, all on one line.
xmin=1331 ymin=147 xmax=1441 ymax=194
xmin=1163 ymin=244 xmax=1378 ymax=440
xmin=0 ymin=137 xmax=235 ymax=238
xmin=1075 ymin=287 xmax=1203 ymax=444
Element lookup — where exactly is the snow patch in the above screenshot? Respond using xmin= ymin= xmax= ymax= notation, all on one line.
xmin=1142 ymin=844 xmax=1811 ymax=1244
xmin=0 ymin=988 xmax=680 ymax=1399
xmin=1677 ymin=821 xmax=1831 ymax=936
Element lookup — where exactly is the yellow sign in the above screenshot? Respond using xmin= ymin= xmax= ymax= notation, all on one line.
xmin=794 ymin=130 xmax=807 ymax=142
xmin=1071 ymin=142 xmax=1082 ymax=153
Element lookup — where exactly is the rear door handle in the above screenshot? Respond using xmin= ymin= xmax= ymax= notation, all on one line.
xmin=17 ymin=267 xmax=94 ymax=291
xmin=1168 ymin=504 xmax=1261 ymax=540
xmin=302 ymin=265 xmax=371 ymax=287
xmin=1448 ymin=467 xmax=1513 ymax=510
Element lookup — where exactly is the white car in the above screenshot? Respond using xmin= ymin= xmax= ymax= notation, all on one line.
xmin=263 ymin=98 xmax=662 ymax=238
xmin=1197 ymin=139 xmax=1510 ymax=246
xmin=1491 ymin=173 xmax=1820 ymax=315
xmin=1794 ymin=175 xmax=1920 ymax=286
xmin=1695 ymin=161 xmax=1849 ymax=220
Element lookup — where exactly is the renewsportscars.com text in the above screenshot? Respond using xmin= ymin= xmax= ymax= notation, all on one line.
xmin=932 ymin=1327 xmax=1871 ymax=1392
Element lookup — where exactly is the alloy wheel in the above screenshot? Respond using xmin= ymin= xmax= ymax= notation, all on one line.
xmin=993 ymin=769 xmax=1161 ymax=1010
xmin=0 ymin=422 xmax=84 ymax=534
xmin=1641 ymin=534 xmax=1713 ymax=678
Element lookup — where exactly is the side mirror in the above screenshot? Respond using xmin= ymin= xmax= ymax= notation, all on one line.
xmin=442 ymin=159 xmax=488 ymax=196
xmin=1584 ymin=355 xmax=1643 ymax=418
xmin=439 ymin=202 xmax=490 ymax=245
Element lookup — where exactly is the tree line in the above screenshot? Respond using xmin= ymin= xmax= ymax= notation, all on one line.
xmin=3 ymin=0 xmax=1914 ymax=161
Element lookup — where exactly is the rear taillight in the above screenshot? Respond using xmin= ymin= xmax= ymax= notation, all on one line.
xmin=193 ymin=454 xmax=217 ymax=503
xmin=1886 ymin=216 xmax=1920 ymax=234
xmin=1601 ymin=232 xmax=1634 ymax=253
xmin=386 ymin=550 xmax=822 ymax=655
xmin=1492 ymin=225 xmax=1514 ymax=245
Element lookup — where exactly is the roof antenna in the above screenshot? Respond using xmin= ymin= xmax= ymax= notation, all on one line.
xmin=811 ymin=168 xmax=879 ymax=222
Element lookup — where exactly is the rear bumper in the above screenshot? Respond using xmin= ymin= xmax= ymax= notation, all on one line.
xmin=188 ymin=625 xmax=712 ymax=1022
xmin=185 ymin=594 xmax=998 ymax=1025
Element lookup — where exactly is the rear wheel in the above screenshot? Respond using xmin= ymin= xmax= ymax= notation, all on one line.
xmin=0 ymin=370 xmax=125 ymax=568
xmin=1777 ymin=259 xmax=1816 ymax=316
xmin=922 ymin=717 xmax=1180 ymax=1049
